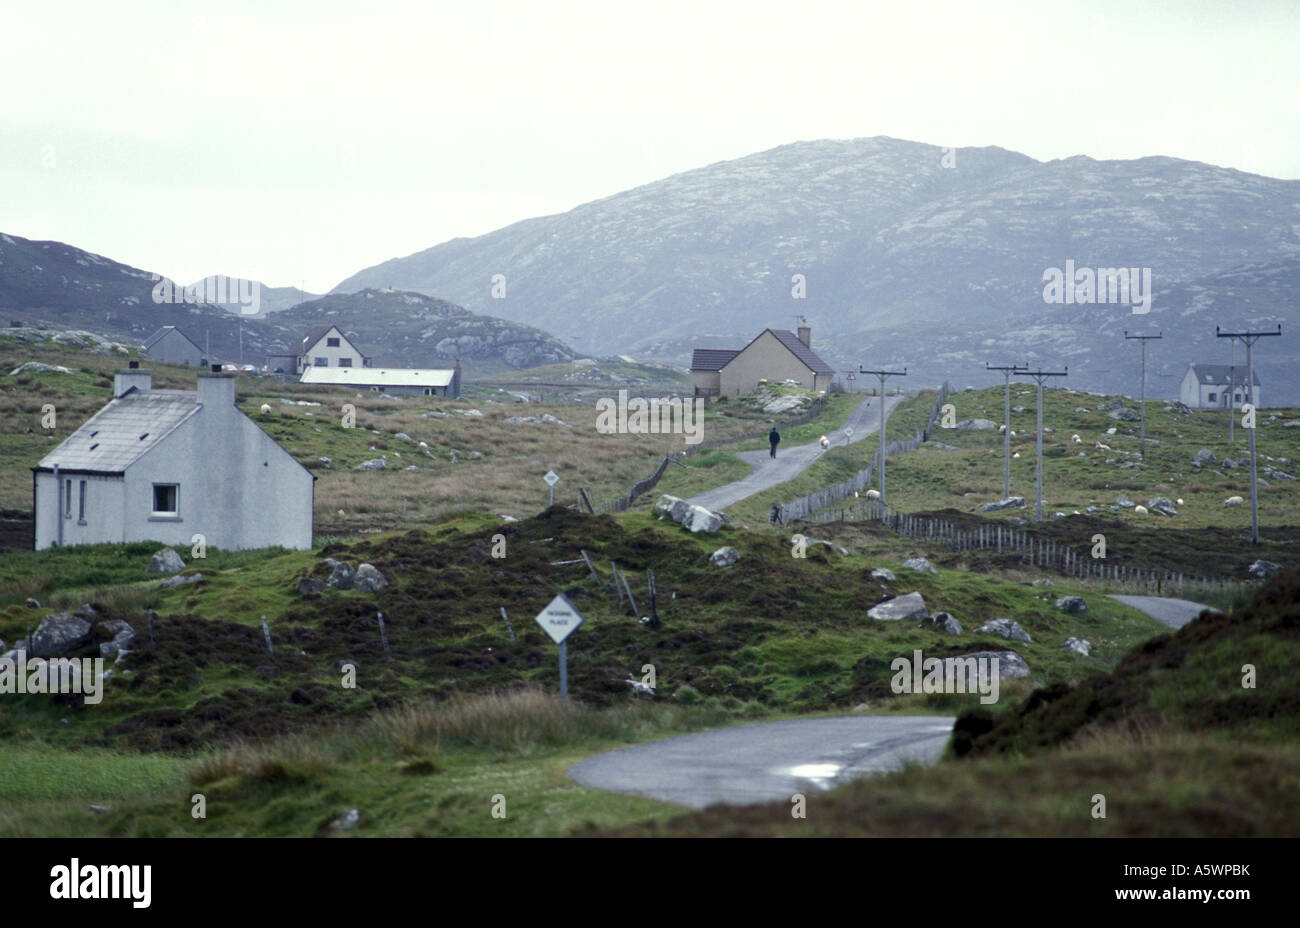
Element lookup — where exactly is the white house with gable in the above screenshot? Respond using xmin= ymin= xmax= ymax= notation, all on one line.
xmin=1178 ymin=363 xmax=1262 ymax=410
xmin=33 ymin=363 xmax=314 ymax=551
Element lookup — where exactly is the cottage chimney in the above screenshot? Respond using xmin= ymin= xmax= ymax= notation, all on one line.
xmin=114 ymin=361 xmax=152 ymax=398
xmin=197 ymin=369 xmax=236 ymax=409
xmin=797 ymin=323 xmax=811 ymax=348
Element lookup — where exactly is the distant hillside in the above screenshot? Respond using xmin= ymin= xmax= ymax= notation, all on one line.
xmin=187 ymin=275 xmax=319 ymax=317
xmin=264 ymin=289 xmax=574 ymax=374
xmin=333 ymin=136 xmax=1300 ymax=402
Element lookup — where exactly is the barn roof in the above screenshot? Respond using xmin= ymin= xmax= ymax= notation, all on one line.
xmin=690 ymin=349 xmax=741 ymax=372
xmin=300 ymin=367 xmax=455 ymax=388
xmin=1188 ymin=363 xmax=1261 ymax=386
xmin=37 ymin=391 xmax=199 ymax=474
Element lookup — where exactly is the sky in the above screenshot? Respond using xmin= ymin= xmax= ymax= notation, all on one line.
xmin=1 ymin=0 xmax=1297 ymax=293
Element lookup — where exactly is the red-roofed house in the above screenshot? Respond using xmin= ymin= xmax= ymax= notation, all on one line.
xmin=690 ymin=324 xmax=835 ymax=398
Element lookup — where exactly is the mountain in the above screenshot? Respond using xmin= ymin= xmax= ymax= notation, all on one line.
xmin=333 ymin=137 xmax=1300 ymax=402
xmin=186 ymin=275 xmax=319 ymax=317
xmin=262 ymin=289 xmax=574 ymax=374
xmin=0 ymin=234 xmax=574 ymax=374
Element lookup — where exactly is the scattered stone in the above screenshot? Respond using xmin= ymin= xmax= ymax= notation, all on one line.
xmin=955 ymin=418 xmax=998 ymax=431
xmin=146 ymin=548 xmax=186 ymax=574
xmin=99 ymin=619 xmax=135 ymax=658
xmin=1147 ymin=497 xmax=1177 ymax=517
xmin=8 ymin=361 xmax=73 ymax=376
xmin=1116 ymin=495 xmax=1134 ymax=508
xmin=30 ymin=613 xmax=92 ymax=657
xmin=1193 ymin=448 xmax=1216 ymax=464
xmin=709 ymin=546 xmax=741 ymax=568
xmin=88 ymin=804 xmax=112 ymax=815
xmin=868 ymin=591 xmax=928 ymax=621
xmin=355 ymin=457 xmax=387 ymax=471
xmin=655 ymin=495 xmax=724 ymax=533
xmin=324 ymin=559 xmax=356 ymax=590
xmin=870 ymin=568 xmax=896 ymax=582
xmin=1265 ymin=467 xmax=1296 ymax=481
xmin=1062 ymin=637 xmax=1091 ymax=656
xmin=903 ymin=557 xmax=937 ymax=574
xmin=394 ymin=432 xmax=412 ymax=442
xmin=1247 ymin=560 xmax=1280 ymax=579
xmin=353 ymin=563 xmax=389 ymax=592
xmin=975 ymin=617 xmax=1032 ymax=643
xmin=158 ymin=572 xmax=203 ymax=588
xmin=921 ymin=612 xmax=962 ymax=634
xmin=1108 ymin=408 xmax=1139 ymax=421
xmin=1055 ymin=596 xmax=1087 ymax=614
xmin=961 ymin=650 xmax=1030 ymax=679
xmin=1084 ymin=506 xmax=1099 ymax=514
xmin=330 ymin=808 xmax=361 ymax=830
xmin=979 ymin=496 xmax=1025 ymax=512
xmin=295 ymin=576 xmax=327 ymax=595
xmin=454 ymin=408 xmax=483 ymax=417
xmin=1031 ymin=579 xmax=1053 ymax=587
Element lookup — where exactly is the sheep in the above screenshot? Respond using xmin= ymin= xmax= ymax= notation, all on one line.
xmin=1176 ymin=498 xmax=1184 ymax=506
xmin=1012 ymin=451 xmax=1021 ymax=459
xmin=819 ymin=435 xmax=830 ymax=449
xmin=1134 ymin=505 xmax=1148 ymax=514
xmin=259 ymin=403 xmax=272 ymax=415
xmin=866 ymin=489 xmax=881 ymax=500
xmin=1071 ymin=434 xmax=1082 ymax=444
xmin=1224 ymin=496 xmax=1244 ymax=507
xmin=1094 ymin=442 xmax=1111 ymax=451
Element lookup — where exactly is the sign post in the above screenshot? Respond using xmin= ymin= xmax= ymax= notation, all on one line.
xmin=534 ymin=592 xmax=585 ymax=700
xmin=544 ymin=469 xmax=559 ymax=508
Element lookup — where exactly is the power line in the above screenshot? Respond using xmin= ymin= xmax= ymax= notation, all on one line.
xmin=986 ymin=362 xmax=1028 ymax=500
xmin=1124 ymin=331 xmax=1162 ymax=459
xmin=1015 ymin=366 xmax=1068 ymax=522
xmin=1215 ymin=324 xmax=1282 ymax=545
xmin=859 ymin=367 xmax=907 ymax=502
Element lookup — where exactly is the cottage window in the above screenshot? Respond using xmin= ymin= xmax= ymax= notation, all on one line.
xmin=152 ymin=484 xmax=179 ymax=515
xmin=64 ymin=479 xmax=72 ymax=518
xmin=339 ymin=357 xmax=352 ymax=367
xmin=326 ymin=337 xmax=340 ymax=347
xmin=315 ymin=356 xmax=328 ymax=367
xmin=78 ymin=480 xmax=86 ymax=524
xmin=1208 ymin=392 xmax=1216 ymax=403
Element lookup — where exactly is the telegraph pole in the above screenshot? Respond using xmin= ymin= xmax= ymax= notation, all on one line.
xmin=1228 ymin=340 xmax=1235 ymax=444
xmin=1017 ymin=366 xmax=1068 ymax=522
xmin=1216 ymin=324 xmax=1282 ymax=545
xmin=1124 ymin=331 xmax=1162 ymax=460
xmin=859 ymin=367 xmax=907 ymax=502
xmin=987 ymin=362 xmax=1028 ymax=500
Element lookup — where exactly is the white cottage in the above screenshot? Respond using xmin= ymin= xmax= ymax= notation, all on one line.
xmin=33 ymin=363 xmax=314 ymax=551
xmin=1178 ymin=363 xmax=1262 ymax=410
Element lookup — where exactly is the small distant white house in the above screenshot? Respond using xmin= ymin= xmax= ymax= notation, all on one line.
xmin=33 ymin=363 xmax=314 ymax=551
xmin=141 ymin=326 xmax=206 ymax=366
xmin=1179 ymin=363 xmax=1262 ymax=409
xmin=301 ymin=362 xmax=462 ymax=398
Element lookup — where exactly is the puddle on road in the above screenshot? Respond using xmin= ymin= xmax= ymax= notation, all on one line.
xmin=787 ymin=763 xmax=842 ymax=789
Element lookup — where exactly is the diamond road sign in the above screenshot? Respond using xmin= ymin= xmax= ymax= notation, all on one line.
xmin=534 ymin=593 xmax=585 ymax=644
xmin=843 ymin=426 xmax=854 ymax=437
xmin=544 ymin=470 xmax=559 ymax=486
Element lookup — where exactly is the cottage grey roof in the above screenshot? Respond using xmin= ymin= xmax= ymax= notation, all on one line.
xmin=37 ymin=391 xmax=199 ymax=473
xmin=1188 ymin=363 xmax=1260 ymax=386
xmin=142 ymin=326 xmax=201 ymax=352
xmin=768 ymin=329 xmax=836 ymax=375
xmin=690 ymin=349 xmax=741 ymax=372
xmin=301 ymin=324 xmax=341 ymax=352
xmin=301 ymin=366 xmax=455 ymax=388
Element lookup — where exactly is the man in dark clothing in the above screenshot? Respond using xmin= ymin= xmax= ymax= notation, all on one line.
xmin=769 ymin=427 xmax=780 ymax=458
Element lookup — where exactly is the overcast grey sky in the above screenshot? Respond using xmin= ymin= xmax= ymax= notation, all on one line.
xmin=2 ymin=0 xmax=1296 ymax=293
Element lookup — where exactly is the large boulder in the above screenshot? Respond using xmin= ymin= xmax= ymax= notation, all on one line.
xmin=955 ymin=418 xmax=998 ymax=431
xmin=961 ymin=650 xmax=1030 ymax=679
xmin=355 ymin=457 xmax=388 ymax=471
xmin=655 ymin=495 xmax=723 ymax=533
xmin=979 ymin=497 xmax=1025 ymax=512
xmin=30 ymin=613 xmax=92 ymax=657
xmin=869 ymin=568 xmax=896 ymax=582
xmin=1247 ymin=560 xmax=1280 ymax=579
xmin=325 ymin=559 xmax=356 ymax=590
xmin=868 ymin=591 xmax=928 ymax=621
xmin=975 ymin=617 xmax=1032 ymax=643
xmin=294 ymin=576 xmax=327 ymax=595
xmin=354 ymin=563 xmax=389 ymax=592
xmin=1147 ymin=497 xmax=1177 ymax=517
xmin=709 ymin=546 xmax=741 ymax=568
xmin=1055 ymin=596 xmax=1087 ymax=614
xmin=146 ymin=548 xmax=185 ymax=574
xmin=903 ymin=557 xmax=937 ymax=574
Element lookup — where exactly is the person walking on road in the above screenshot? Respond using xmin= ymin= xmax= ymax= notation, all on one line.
xmin=769 ymin=427 xmax=781 ymax=459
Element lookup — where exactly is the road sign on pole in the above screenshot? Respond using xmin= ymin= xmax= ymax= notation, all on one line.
xmin=544 ymin=469 xmax=559 ymax=507
xmin=534 ymin=593 xmax=585 ymax=700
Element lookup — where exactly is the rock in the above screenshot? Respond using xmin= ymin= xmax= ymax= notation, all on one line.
xmin=1116 ymin=495 xmax=1134 ymax=508
xmin=325 ymin=559 xmax=356 ymax=590
xmin=1247 ymin=560 xmax=1280 ymax=579
xmin=146 ymin=548 xmax=185 ymax=574
xmin=8 ymin=361 xmax=73 ymax=376
xmin=975 ymin=617 xmax=1032 ymax=643
xmin=1031 ymin=579 xmax=1053 ymax=587
xmin=454 ymin=408 xmax=483 ymax=417
xmin=979 ymin=496 xmax=1025 ymax=512
xmin=960 ymin=650 xmax=1030 ymax=679
xmin=1283 ymin=420 xmax=1300 ymax=428
xmin=353 ymin=563 xmax=389 ymax=593
xmin=1193 ymin=448 xmax=1216 ymax=464
xmin=158 ymin=572 xmax=203 ymax=588
xmin=394 ymin=432 xmax=412 ymax=442
xmin=955 ymin=418 xmax=998 ymax=431
xmin=1147 ymin=497 xmax=1177 ymax=517
xmin=1084 ymin=506 xmax=1099 ymax=514
xmin=330 ymin=808 xmax=361 ymax=830
xmin=1055 ymin=596 xmax=1087 ymax=614
xmin=921 ymin=612 xmax=962 ymax=634
xmin=30 ymin=613 xmax=92 ymax=657
xmin=295 ymin=576 xmax=327 ymax=595
xmin=709 ymin=546 xmax=741 ymax=568
xmin=539 ymin=414 xmax=567 ymax=426
xmin=902 ymin=557 xmax=937 ymax=574
xmin=99 ymin=619 xmax=135 ymax=658
xmin=1108 ymin=408 xmax=1139 ymax=421
xmin=1062 ymin=637 xmax=1091 ymax=656
xmin=868 ymin=591 xmax=928 ymax=621
xmin=355 ymin=456 xmax=387 ymax=471
xmin=1012 ymin=405 xmax=1026 ymax=413
xmin=870 ymin=568 xmax=896 ymax=582
xmin=1222 ymin=458 xmax=1240 ymax=469
xmin=655 ymin=495 xmax=724 ymax=533
xmin=1265 ymin=467 xmax=1296 ymax=481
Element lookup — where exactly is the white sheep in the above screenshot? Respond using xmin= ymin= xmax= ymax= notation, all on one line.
xmin=1094 ymin=442 xmax=1111 ymax=451
xmin=1012 ymin=451 xmax=1021 ymax=459
xmin=1134 ymin=505 xmax=1148 ymax=514
xmin=1071 ymin=434 xmax=1082 ymax=444
xmin=259 ymin=403 xmax=272 ymax=415
xmin=1176 ymin=498 xmax=1184 ymax=505
xmin=866 ymin=489 xmax=881 ymax=500
xmin=819 ymin=435 xmax=830 ymax=449
xmin=1224 ymin=496 xmax=1244 ymax=507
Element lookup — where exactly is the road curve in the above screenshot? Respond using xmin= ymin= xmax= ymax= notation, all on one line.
xmin=686 ymin=394 xmax=904 ymax=512
xmin=1109 ymin=594 xmax=1217 ymax=630
xmin=568 ymin=715 xmax=954 ymax=809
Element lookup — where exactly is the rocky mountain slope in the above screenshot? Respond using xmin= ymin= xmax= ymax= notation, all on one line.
xmin=333 ymin=137 xmax=1300 ymax=401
